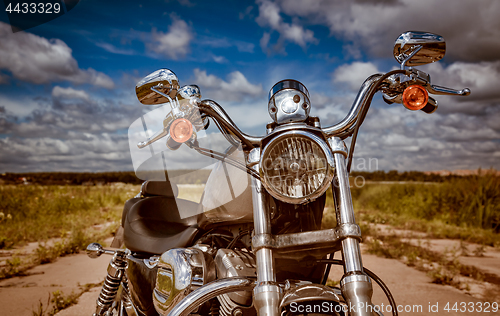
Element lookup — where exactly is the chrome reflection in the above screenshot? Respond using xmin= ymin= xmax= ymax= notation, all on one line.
xmin=166 ymin=278 xmax=256 ymax=316
xmin=393 ymin=31 xmax=445 ymax=68
xmin=153 ymin=248 xmax=215 ymax=315
xmin=136 ymin=69 xmax=180 ymax=105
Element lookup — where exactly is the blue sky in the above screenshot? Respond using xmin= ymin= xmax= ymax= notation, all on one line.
xmin=0 ymin=0 xmax=499 ymax=172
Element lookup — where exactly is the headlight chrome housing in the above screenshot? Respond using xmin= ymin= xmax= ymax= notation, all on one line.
xmin=260 ymin=131 xmax=334 ymax=204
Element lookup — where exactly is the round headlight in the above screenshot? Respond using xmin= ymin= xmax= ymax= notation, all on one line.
xmin=260 ymin=131 xmax=334 ymax=204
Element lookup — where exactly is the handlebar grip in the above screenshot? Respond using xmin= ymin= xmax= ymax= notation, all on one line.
xmin=420 ymin=96 xmax=438 ymax=114
xmin=166 ymin=136 xmax=182 ymax=150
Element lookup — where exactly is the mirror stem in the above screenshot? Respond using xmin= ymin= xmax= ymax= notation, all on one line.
xmin=400 ymin=45 xmax=423 ymax=70
xmin=151 ymin=86 xmax=180 ymax=111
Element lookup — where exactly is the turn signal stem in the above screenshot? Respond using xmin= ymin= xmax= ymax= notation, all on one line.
xmin=402 ymin=85 xmax=429 ymax=111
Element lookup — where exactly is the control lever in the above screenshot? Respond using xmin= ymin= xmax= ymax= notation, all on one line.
xmin=406 ymin=68 xmax=471 ymax=96
xmin=137 ymin=114 xmax=175 ymax=149
xmin=426 ymin=84 xmax=471 ymax=96
xmin=137 ymin=127 xmax=169 ymax=149
xmin=86 ymin=243 xmax=125 ymax=258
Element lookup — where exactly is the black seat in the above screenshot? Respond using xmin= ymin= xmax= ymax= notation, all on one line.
xmin=122 ymin=181 xmax=202 ymax=254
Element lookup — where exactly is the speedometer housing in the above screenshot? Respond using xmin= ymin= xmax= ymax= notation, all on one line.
xmin=260 ymin=130 xmax=334 ymax=204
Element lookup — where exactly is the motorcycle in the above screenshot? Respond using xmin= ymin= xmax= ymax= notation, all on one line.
xmin=86 ymin=31 xmax=470 ymax=316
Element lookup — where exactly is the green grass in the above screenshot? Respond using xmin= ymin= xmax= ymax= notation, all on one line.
xmin=352 ymin=172 xmax=500 ymax=230
xmin=0 ymin=184 xmax=140 ymax=249
xmin=331 ymin=172 xmax=500 ymax=247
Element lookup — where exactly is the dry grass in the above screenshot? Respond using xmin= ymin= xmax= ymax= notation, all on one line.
xmin=0 ymin=184 xmax=140 ymax=279
xmin=0 ymin=184 xmax=139 ymax=249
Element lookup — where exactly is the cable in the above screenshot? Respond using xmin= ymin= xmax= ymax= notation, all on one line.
xmin=318 ymin=259 xmax=398 ymax=316
xmin=197 ymin=105 xmax=255 ymax=149
xmin=321 ymin=253 xmax=334 ymax=285
xmin=212 ymin=117 xmax=241 ymax=148
xmin=227 ymin=230 xmax=251 ymax=249
xmin=192 ymin=145 xmax=261 ymax=180
xmin=346 ymin=70 xmax=407 ymax=172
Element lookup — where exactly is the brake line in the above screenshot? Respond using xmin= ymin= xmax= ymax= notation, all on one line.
xmin=318 ymin=259 xmax=398 ymax=316
xmin=346 ymin=69 xmax=407 ymax=172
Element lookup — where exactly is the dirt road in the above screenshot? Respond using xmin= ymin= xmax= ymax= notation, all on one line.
xmin=0 ymin=254 xmax=109 ymax=316
xmin=0 ymin=244 xmax=497 ymax=315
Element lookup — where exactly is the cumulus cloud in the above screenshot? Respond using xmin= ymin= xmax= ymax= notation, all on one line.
xmin=147 ymin=14 xmax=193 ymax=59
xmin=2 ymin=85 xmax=143 ymax=138
xmin=273 ymin=0 xmax=500 ymax=62
xmin=344 ymin=102 xmax=500 ymax=172
xmin=256 ymin=0 xmax=317 ymax=53
xmin=422 ymin=61 xmax=500 ymax=102
xmin=0 ymin=133 xmax=132 ymax=172
xmin=0 ymin=82 xmax=147 ymax=172
xmin=192 ymin=69 xmax=264 ymax=102
xmin=0 ymin=22 xmax=114 ymax=88
xmin=332 ymin=61 xmax=380 ymax=90
xmin=52 ymin=86 xmax=90 ymax=101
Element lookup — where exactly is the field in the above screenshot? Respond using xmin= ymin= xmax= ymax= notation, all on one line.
xmin=0 ymin=184 xmax=140 ymax=278
xmin=0 ymin=171 xmax=499 ymax=281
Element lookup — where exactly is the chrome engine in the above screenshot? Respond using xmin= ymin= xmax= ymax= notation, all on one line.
xmin=215 ymin=249 xmax=257 ymax=316
xmin=152 ymin=245 xmax=258 ymax=316
xmin=280 ymin=283 xmax=346 ymax=316
xmin=153 ymin=245 xmax=216 ymax=315
xmin=153 ymin=246 xmax=346 ymax=316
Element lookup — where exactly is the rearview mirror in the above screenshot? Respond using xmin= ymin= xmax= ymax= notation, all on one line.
xmin=136 ymin=69 xmax=180 ymax=105
xmin=393 ymin=31 xmax=446 ymax=68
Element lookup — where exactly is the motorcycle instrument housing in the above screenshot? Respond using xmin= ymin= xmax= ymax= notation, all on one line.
xmin=268 ymin=79 xmax=311 ymax=124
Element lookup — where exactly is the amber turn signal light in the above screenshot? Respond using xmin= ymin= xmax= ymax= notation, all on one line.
xmin=402 ymin=85 xmax=429 ymax=111
xmin=170 ymin=118 xmax=193 ymax=143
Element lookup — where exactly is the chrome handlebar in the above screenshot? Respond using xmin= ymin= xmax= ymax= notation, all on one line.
xmin=199 ymin=100 xmax=263 ymax=147
xmin=321 ymin=74 xmax=385 ymax=138
xmin=137 ymin=69 xmax=470 ymax=149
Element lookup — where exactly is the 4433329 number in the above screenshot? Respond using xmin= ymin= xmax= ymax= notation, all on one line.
xmin=5 ymin=2 xmax=61 ymax=14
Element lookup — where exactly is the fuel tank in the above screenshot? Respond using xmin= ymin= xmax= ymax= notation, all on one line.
xmin=199 ymin=147 xmax=253 ymax=227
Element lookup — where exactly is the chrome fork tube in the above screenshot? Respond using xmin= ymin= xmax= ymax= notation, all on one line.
xmin=248 ymin=148 xmax=281 ymax=316
xmin=329 ymin=137 xmax=374 ymax=316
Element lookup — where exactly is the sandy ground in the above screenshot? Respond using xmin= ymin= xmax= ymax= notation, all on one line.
xmin=0 ymin=254 xmax=109 ymax=316
xmin=0 ymin=237 xmax=498 ymax=315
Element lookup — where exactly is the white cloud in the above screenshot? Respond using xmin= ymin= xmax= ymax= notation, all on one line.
xmin=0 ymin=94 xmax=45 ymax=117
xmin=274 ymin=0 xmax=500 ymax=62
xmin=95 ymin=42 xmax=135 ymax=55
xmin=422 ymin=61 xmax=500 ymax=102
xmin=260 ymin=32 xmax=271 ymax=52
xmin=148 ymin=14 xmax=193 ymax=59
xmin=52 ymin=86 xmax=90 ymax=101
xmin=332 ymin=62 xmax=380 ymax=90
xmin=256 ymin=0 xmax=317 ymax=52
xmin=0 ymin=134 xmax=132 ymax=172
xmin=0 ymin=22 xmax=114 ymax=89
xmin=346 ymin=104 xmax=500 ymax=171
xmin=192 ymin=69 xmax=264 ymax=102
xmin=199 ymin=36 xmax=255 ymax=53
xmin=211 ymin=55 xmax=228 ymax=64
